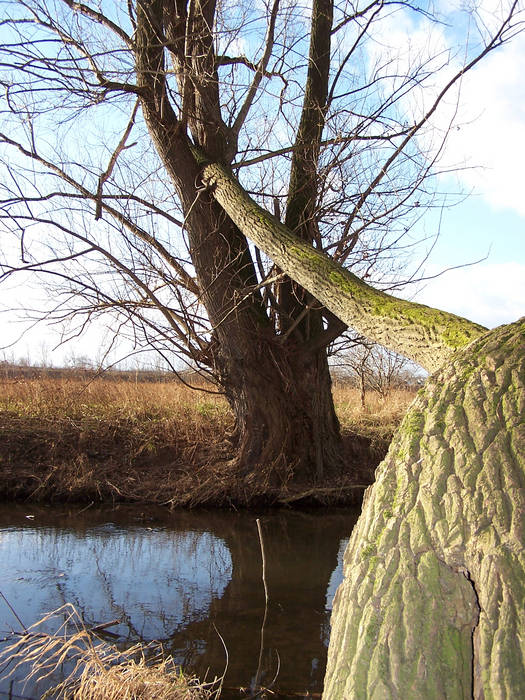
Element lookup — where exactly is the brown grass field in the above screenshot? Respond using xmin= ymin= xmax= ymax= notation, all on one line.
xmin=0 ymin=372 xmax=415 ymax=506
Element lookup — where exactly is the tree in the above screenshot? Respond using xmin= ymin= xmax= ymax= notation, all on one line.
xmin=333 ymin=338 xmax=413 ymax=408
xmin=185 ymin=80 xmax=524 ymax=696
xmin=0 ymin=0 xmax=519 ymax=483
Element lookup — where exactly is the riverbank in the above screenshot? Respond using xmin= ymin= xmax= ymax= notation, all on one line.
xmin=0 ymin=374 xmax=414 ymax=506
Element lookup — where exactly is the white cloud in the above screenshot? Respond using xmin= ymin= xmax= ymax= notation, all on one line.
xmin=361 ymin=1 xmax=525 ymax=216
xmin=413 ymin=261 xmax=525 ymax=328
xmin=439 ymin=27 xmax=525 ymax=215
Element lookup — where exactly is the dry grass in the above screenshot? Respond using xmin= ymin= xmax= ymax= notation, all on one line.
xmin=0 ymin=375 xmax=234 ymax=504
xmin=0 ymin=373 xmax=413 ymax=429
xmin=0 ymin=604 xmax=220 ymax=700
xmin=0 ymin=374 xmax=228 ymax=423
xmin=0 ymin=373 xmax=416 ymax=505
xmin=333 ymin=384 xmax=415 ymax=438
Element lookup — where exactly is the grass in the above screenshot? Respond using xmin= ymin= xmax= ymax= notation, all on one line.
xmin=0 ymin=373 xmax=229 ymax=423
xmin=332 ymin=382 xmax=414 ymax=437
xmin=0 ymin=604 xmax=220 ymax=699
xmin=0 ymin=372 xmax=415 ymax=506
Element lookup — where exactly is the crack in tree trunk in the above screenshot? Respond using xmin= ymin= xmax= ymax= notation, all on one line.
xmin=461 ymin=568 xmax=482 ymax=700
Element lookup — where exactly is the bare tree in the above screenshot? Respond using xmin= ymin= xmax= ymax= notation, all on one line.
xmin=335 ymin=338 xmax=415 ymax=407
xmin=0 ymin=0 xmax=519 ymax=481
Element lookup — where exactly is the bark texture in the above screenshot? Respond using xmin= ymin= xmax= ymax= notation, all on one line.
xmin=323 ymin=318 xmax=525 ymax=699
xmin=134 ymin=0 xmax=345 ymax=479
xmin=201 ymin=161 xmax=486 ymax=373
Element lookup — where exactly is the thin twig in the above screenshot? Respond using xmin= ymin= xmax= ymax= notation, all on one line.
xmin=254 ymin=518 xmax=269 ymax=692
xmin=0 ymin=590 xmax=27 ymax=632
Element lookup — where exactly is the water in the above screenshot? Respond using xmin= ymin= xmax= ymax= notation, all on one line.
xmin=0 ymin=504 xmax=359 ymax=699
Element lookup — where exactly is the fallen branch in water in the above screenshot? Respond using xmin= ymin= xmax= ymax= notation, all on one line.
xmin=278 ymin=485 xmax=368 ymax=504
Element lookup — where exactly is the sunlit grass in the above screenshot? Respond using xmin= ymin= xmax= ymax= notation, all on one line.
xmin=332 ymin=383 xmax=415 ymax=437
xmin=0 ymin=604 xmax=220 ymax=699
xmin=0 ymin=372 xmax=414 ymax=431
xmin=0 ymin=374 xmax=228 ymax=423
xmin=0 ymin=371 xmax=416 ymax=504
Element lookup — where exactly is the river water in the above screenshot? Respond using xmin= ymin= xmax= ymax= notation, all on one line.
xmin=0 ymin=504 xmax=359 ymax=699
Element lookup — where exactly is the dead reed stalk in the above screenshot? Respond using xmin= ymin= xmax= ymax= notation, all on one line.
xmin=0 ymin=604 xmax=220 ymax=699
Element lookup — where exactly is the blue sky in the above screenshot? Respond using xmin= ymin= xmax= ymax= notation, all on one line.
xmin=402 ymin=0 xmax=525 ymax=330
xmin=1 ymin=0 xmax=523 ymax=366
xmin=411 ymin=195 xmax=525 ymax=329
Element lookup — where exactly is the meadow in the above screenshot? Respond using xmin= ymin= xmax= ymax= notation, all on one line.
xmin=0 ymin=370 xmax=415 ymax=506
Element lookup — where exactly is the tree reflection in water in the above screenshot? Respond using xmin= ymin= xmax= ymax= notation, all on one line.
xmin=0 ymin=505 xmax=359 ymax=698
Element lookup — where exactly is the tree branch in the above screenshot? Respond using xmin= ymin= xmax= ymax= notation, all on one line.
xmin=201 ymin=160 xmax=486 ymax=373
xmin=95 ymin=100 xmax=140 ymax=220
xmin=229 ymin=0 xmax=280 ymax=154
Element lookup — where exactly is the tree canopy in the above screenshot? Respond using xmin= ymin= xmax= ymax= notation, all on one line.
xmin=0 ymin=0 xmax=521 ymax=479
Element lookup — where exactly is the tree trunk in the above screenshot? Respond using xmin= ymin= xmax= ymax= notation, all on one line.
xmin=201 ymin=160 xmax=486 ymax=373
xmin=201 ymin=160 xmax=524 ymax=695
xmin=324 ymin=319 xmax=525 ymax=698
xmin=218 ymin=331 xmax=343 ymax=482
xmin=133 ymin=0 xmax=345 ymax=484
xmin=359 ymin=372 xmax=366 ymax=411
xmin=178 ymin=191 xmax=343 ymax=481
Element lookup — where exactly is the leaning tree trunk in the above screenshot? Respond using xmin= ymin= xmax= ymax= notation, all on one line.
xmin=200 ymin=159 xmax=485 ymax=374
xmin=324 ymin=319 xmax=525 ymax=698
xmin=200 ymin=160 xmax=524 ymax=696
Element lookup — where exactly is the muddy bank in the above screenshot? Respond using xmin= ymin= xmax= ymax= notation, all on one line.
xmin=0 ymin=376 xmax=410 ymax=507
xmin=0 ymin=412 xmax=387 ymax=507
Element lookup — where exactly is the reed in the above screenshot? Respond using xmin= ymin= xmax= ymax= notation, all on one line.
xmin=0 ymin=372 xmax=416 ymax=505
xmin=0 ymin=374 xmax=228 ymax=423
xmin=0 ymin=373 xmax=413 ymax=427
xmin=0 ymin=604 xmax=219 ymax=700
xmin=332 ymin=384 xmax=415 ymax=439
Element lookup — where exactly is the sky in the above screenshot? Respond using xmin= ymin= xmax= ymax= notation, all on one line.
xmin=407 ymin=1 xmax=525 ymax=329
xmin=0 ymin=0 xmax=523 ymax=367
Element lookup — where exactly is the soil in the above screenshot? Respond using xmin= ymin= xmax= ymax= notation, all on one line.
xmin=0 ymin=412 xmax=387 ymax=508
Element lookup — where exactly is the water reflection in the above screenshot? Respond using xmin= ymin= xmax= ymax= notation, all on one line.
xmin=0 ymin=505 xmax=359 ymax=699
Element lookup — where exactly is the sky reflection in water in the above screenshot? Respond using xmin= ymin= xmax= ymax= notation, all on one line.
xmin=0 ymin=505 xmax=359 ymax=699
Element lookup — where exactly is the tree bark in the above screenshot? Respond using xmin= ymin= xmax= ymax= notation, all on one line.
xmin=201 ymin=160 xmax=486 ymax=373
xmin=324 ymin=319 xmax=525 ymax=698
xmin=217 ymin=333 xmax=343 ymax=482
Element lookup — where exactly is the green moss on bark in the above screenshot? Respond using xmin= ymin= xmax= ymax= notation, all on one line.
xmin=324 ymin=319 xmax=525 ymax=699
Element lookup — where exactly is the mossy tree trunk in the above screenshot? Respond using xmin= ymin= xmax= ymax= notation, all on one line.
xmin=200 ymin=160 xmax=525 ymax=697
xmin=324 ymin=319 xmax=525 ymax=698
xmin=200 ymin=160 xmax=486 ymax=373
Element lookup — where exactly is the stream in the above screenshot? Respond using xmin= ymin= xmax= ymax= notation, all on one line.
xmin=0 ymin=504 xmax=360 ymax=699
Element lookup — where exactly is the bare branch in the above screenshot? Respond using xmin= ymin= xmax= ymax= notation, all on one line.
xmin=95 ymin=99 xmax=140 ymax=219
xmin=229 ymin=0 xmax=280 ymax=152
xmin=0 ymin=132 xmax=200 ymax=296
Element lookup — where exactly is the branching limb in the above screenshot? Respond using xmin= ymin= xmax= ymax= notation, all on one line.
xmin=95 ymin=100 xmax=140 ymax=220
xmin=201 ymin=160 xmax=485 ymax=373
xmin=0 ymin=132 xmax=200 ymax=296
xmin=229 ymin=0 xmax=281 ymax=156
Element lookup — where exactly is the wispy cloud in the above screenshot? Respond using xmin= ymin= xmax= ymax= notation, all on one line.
xmin=438 ymin=25 xmax=525 ymax=215
xmin=362 ymin=0 xmax=525 ymax=216
xmin=413 ymin=261 xmax=525 ymax=328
